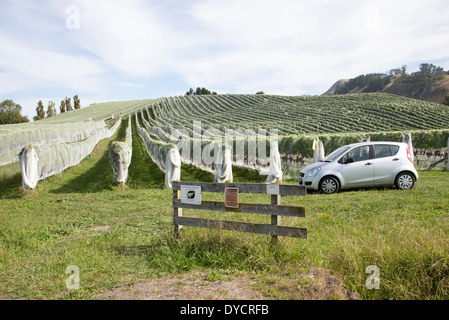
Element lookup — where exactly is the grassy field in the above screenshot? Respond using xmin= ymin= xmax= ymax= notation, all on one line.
xmin=0 ymin=119 xmax=448 ymax=300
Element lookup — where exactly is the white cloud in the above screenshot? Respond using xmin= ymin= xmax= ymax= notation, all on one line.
xmin=69 ymin=0 xmax=183 ymax=76
xmin=1 ymin=0 xmax=449 ymax=115
xmin=174 ymin=0 xmax=449 ymax=94
xmin=0 ymin=35 xmax=106 ymax=94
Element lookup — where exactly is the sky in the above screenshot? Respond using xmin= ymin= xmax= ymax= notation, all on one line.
xmin=1 ymin=0 xmax=449 ymax=120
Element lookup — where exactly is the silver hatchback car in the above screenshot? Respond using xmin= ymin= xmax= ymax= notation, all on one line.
xmin=298 ymin=141 xmax=418 ymax=194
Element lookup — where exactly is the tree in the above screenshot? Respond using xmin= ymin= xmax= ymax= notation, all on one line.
xmin=33 ymin=100 xmax=45 ymax=121
xmin=434 ymin=66 xmax=444 ymax=76
xmin=0 ymin=99 xmax=29 ymax=125
xmin=443 ymin=94 xmax=449 ymax=106
xmin=389 ymin=68 xmax=401 ymax=76
xmin=419 ymin=63 xmax=445 ymax=76
xmin=195 ymin=87 xmax=203 ymax=95
xmin=186 ymin=87 xmax=217 ymax=96
xmin=73 ymin=94 xmax=81 ymax=109
xmin=419 ymin=63 xmax=431 ymax=74
xmin=400 ymin=65 xmax=407 ymax=76
xmin=256 ymin=91 xmax=265 ymax=94
xmin=60 ymin=100 xmax=66 ymax=113
xmin=65 ymin=97 xmax=73 ymax=111
xmin=46 ymin=101 xmax=57 ymax=118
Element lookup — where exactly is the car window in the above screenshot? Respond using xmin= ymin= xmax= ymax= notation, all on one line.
xmin=374 ymin=145 xmax=400 ymax=158
xmin=390 ymin=145 xmax=400 ymax=156
xmin=374 ymin=145 xmax=391 ymax=158
xmin=322 ymin=146 xmax=350 ymax=162
xmin=342 ymin=146 xmax=371 ymax=163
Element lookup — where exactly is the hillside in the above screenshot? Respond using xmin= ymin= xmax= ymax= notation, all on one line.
xmin=3 ymin=93 xmax=449 ymax=168
xmin=146 ymin=93 xmax=449 ymax=136
xmin=323 ymin=74 xmax=449 ymax=104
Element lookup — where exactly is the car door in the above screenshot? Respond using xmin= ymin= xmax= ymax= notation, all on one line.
xmin=340 ymin=145 xmax=374 ymax=187
xmin=372 ymin=144 xmax=401 ymax=185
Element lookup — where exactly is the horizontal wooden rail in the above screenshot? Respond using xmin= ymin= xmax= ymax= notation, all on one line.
xmin=172 ymin=181 xmax=306 ymax=196
xmin=174 ymin=216 xmax=307 ymax=239
xmin=173 ymin=199 xmax=306 ymax=217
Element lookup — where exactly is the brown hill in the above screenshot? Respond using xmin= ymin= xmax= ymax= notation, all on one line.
xmin=323 ymin=74 xmax=449 ymax=104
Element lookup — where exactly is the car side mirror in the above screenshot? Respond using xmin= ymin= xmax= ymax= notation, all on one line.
xmin=344 ymin=158 xmax=354 ymax=164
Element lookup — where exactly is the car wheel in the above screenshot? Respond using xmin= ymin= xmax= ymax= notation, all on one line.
xmin=395 ymin=172 xmax=415 ymax=190
xmin=319 ymin=177 xmax=340 ymax=194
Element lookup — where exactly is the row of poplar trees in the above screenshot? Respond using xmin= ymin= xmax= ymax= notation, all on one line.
xmin=33 ymin=95 xmax=81 ymax=121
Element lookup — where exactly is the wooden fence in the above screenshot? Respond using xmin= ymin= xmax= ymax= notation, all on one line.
xmin=172 ymin=181 xmax=307 ymax=242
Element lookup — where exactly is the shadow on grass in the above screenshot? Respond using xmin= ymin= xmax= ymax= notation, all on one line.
xmin=127 ymin=114 xmax=165 ymax=189
xmin=49 ymin=143 xmax=116 ymax=194
xmin=0 ymin=172 xmax=24 ymax=199
xmin=128 ymin=113 xmax=216 ymax=187
xmin=50 ymin=118 xmax=129 ymax=194
xmin=114 ymin=231 xmax=286 ymax=272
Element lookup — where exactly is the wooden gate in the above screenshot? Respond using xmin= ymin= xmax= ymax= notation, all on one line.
xmin=172 ymin=181 xmax=307 ymax=241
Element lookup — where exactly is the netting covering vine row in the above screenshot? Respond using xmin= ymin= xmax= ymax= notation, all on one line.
xmin=19 ymin=118 xmax=122 ymax=190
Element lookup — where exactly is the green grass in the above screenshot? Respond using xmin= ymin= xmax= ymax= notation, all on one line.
xmin=0 ymin=118 xmax=448 ymax=300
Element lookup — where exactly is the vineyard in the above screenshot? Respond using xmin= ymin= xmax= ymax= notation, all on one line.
xmin=137 ymin=93 xmax=449 ymax=178
xmin=147 ymin=93 xmax=449 ymax=136
xmin=1 ymin=92 xmax=449 ymax=301
xmin=2 ymin=92 xmax=449 ymax=189
xmin=143 ymin=93 xmax=449 ymax=155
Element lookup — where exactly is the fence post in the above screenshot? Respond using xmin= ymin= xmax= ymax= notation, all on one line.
xmin=173 ymin=189 xmax=182 ymax=237
xmin=271 ymin=194 xmax=281 ymax=244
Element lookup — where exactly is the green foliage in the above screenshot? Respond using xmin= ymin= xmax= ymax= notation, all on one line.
xmin=443 ymin=94 xmax=449 ymax=106
xmin=73 ymin=95 xmax=81 ymax=110
xmin=65 ymin=97 xmax=73 ymax=112
xmin=335 ymin=73 xmax=391 ymax=94
xmin=60 ymin=100 xmax=66 ymax=113
xmin=279 ymin=130 xmax=449 ymax=157
xmin=46 ymin=101 xmax=57 ymax=118
xmin=389 ymin=65 xmax=407 ymax=76
xmin=186 ymin=87 xmax=217 ymax=96
xmin=0 ymin=99 xmax=29 ymax=125
xmin=33 ymin=100 xmax=45 ymax=121
xmin=338 ymin=63 xmax=446 ymax=92
xmin=419 ymin=63 xmax=445 ymax=76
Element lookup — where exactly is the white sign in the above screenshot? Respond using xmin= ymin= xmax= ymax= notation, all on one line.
xmin=266 ymin=184 xmax=280 ymax=195
xmin=181 ymin=185 xmax=202 ymax=205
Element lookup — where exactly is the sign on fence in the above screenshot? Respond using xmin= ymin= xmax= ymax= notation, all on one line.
xmin=172 ymin=181 xmax=308 ymax=242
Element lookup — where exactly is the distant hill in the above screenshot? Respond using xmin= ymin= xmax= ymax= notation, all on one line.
xmin=323 ymin=74 xmax=449 ymax=104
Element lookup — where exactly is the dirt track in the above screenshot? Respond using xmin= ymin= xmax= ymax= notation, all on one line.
xmin=94 ymin=268 xmax=360 ymax=300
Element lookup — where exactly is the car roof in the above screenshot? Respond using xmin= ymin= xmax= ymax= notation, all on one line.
xmin=345 ymin=141 xmax=405 ymax=148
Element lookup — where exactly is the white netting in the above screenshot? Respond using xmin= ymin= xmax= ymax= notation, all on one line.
xmin=18 ymin=145 xmax=39 ymax=190
xmin=402 ymin=133 xmax=414 ymax=163
xmin=142 ymin=114 xmax=172 ymax=143
xmin=135 ymin=113 xmax=174 ymax=172
xmin=0 ymin=120 xmax=106 ymax=166
xmin=165 ymin=145 xmax=181 ymax=189
xmin=109 ymin=117 xmax=133 ymax=184
xmin=214 ymin=145 xmax=233 ymax=183
xmin=312 ymin=138 xmax=325 ymax=163
xmin=18 ymin=118 xmax=121 ymax=189
xmin=265 ymin=141 xmax=282 ymax=184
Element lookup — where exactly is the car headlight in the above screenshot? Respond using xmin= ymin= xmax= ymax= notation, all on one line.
xmin=305 ymin=167 xmax=321 ymax=177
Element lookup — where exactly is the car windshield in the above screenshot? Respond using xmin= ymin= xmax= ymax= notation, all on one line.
xmin=321 ymin=146 xmax=351 ymax=162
